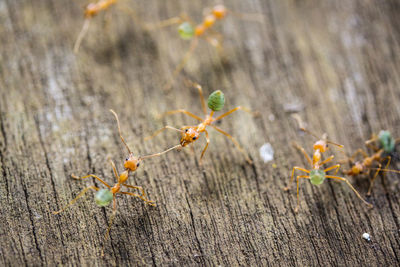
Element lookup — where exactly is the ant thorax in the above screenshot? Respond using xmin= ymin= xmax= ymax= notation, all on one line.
xmin=312 ymin=149 xmax=322 ymax=166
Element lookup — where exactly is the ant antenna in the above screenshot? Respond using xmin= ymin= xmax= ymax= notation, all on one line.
xmin=300 ymin=128 xmax=343 ymax=148
xmin=74 ymin=19 xmax=91 ymax=54
xmin=139 ymin=144 xmax=182 ymax=160
xmin=110 ymin=109 xmax=132 ymax=154
xmin=368 ymin=168 xmax=400 ymax=174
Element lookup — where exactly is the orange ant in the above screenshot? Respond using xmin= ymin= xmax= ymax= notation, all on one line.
xmin=284 ymin=128 xmax=372 ymax=212
xmin=342 ymin=132 xmax=400 ymax=196
xmin=145 ymin=82 xmax=255 ymax=164
xmin=53 ymin=109 xmax=179 ymax=255
xmin=73 ymin=0 xmax=118 ymax=53
xmin=146 ymin=5 xmax=262 ymax=90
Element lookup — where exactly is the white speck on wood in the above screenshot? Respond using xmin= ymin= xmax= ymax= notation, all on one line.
xmin=362 ymin=233 xmax=371 ymax=241
xmin=259 ymin=143 xmax=274 ymax=163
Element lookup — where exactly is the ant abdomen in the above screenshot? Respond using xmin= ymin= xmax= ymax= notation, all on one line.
xmin=208 ymin=90 xmax=225 ymax=111
xmin=95 ymin=189 xmax=113 ymax=206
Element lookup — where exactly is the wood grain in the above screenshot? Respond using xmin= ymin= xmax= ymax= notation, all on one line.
xmin=0 ymin=0 xmax=399 ymax=265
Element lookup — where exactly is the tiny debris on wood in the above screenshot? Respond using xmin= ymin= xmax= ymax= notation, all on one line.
xmin=362 ymin=233 xmax=371 ymax=242
xmin=259 ymin=143 xmax=274 ymax=163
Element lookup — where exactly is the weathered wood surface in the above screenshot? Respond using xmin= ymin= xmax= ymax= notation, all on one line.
xmin=1 ymin=0 xmax=400 ymax=265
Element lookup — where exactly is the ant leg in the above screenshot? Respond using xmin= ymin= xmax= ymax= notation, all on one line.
xmin=325 ymin=175 xmax=373 ymax=208
xmin=367 ymin=156 xmax=391 ymax=196
xmin=110 ymin=109 xmax=132 ymax=154
xmin=292 ymin=142 xmax=313 ymax=166
xmin=73 ymin=19 xmax=91 ymax=54
xmin=53 ymin=186 xmax=99 ymax=214
xmin=164 ymin=38 xmax=199 ymax=91
xmin=367 ymin=164 xmax=381 ymax=196
xmin=212 ymin=106 xmax=256 ymax=122
xmin=71 ymin=174 xmax=111 ymax=188
xmin=295 ymin=175 xmax=310 ymax=213
xmin=339 ymin=149 xmax=369 ymax=165
xmin=211 ymin=125 xmax=252 ymax=164
xmin=143 ymin=16 xmax=184 ymax=30
xmin=365 ymin=134 xmax=379 ymax=151
xmin=120 ymin=191 xmax=156 ymax=207
xmin=319 ymin=156 xmax=335 ymax=166
xmin=350 ymin=149 xmax=369 ymax=162
xmin=199 ymin=130 xmax=210 ymax=164
xmin=101 ymin=195 xmax=117 ymax=257
xmin=108 ymin=159 xmax=120 ymax=181
xmin=158 ymin=109 xmax=203 ymax=122
xmin=284 ymin=166 xmax=310 ymax=191
xmin=186 ymin=81 xmax=207 ymax=115
xmin=144 ymin=126 xmax=184 ymax=141
xmin=324 ymin=164 xmax=341 ymax=175
xmin=122 ymin=184 xmax=155 ymax=205
xmin=140 ymin=144 xmax=182 ymax=160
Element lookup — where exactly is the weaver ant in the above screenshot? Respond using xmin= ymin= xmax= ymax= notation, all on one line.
xmin=342 ymin=130 xmax=400 ymax=195
xmin=73 ymin=0 xmax=118 ymax=53
xmin=284 ymin=128 xmax=372 ymax=212
xmin=146 ymin=4 xmax=262 ymax=90
xmin=145 ymin=82 xmax=255 ymax=164
xmin=53 ymin=109 xmax=179 ymax=255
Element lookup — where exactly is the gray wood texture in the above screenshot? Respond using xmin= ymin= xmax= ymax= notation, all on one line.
xmin=1 ymin=0 xmax=399 ymax=265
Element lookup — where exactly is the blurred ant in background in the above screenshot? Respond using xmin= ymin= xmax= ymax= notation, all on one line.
xmin=145 ymin=5 xmax=263 ymax=90
xmin=342 ymin=130 xmax=400 ymax=195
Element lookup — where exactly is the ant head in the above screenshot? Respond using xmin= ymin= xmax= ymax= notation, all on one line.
xmin=350 ymin=162 xmax=364 ymax=175
xmin=180 ymin=128 xmax=200 ymax=146
xmin=84 ymin=3 xmax=98 ymax=18
xmin=212 ymin=5 xmax=227 ymax=19
xmin=313 ymin=140 xmax=328 ymax=153
xmin=124 ymin=153 xmax=140 ymax=172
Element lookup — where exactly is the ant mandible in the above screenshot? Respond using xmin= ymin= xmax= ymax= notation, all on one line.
xmin=343 ymin=131 xmax=400 ymax=195
xmin=73 ymin=0 xmax=117 ymax=53
xmin=284 ymin=128 xmax=372 ymax=212
xmin=53 ymin=109 xmax=179 ymax=255
xmin=145 ymin=81 xmax=255 ymax=164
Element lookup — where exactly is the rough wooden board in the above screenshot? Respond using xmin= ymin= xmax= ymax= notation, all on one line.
xmin=1 ymin=0 xmax=400 ymax=265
